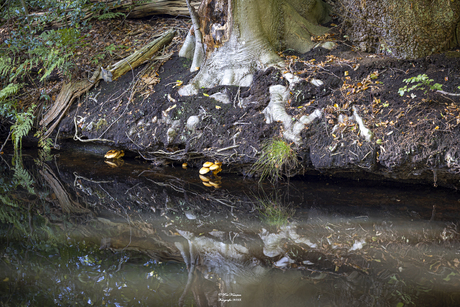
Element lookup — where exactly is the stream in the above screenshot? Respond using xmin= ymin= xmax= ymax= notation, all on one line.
xmin=1 ymin=148 xmax=460 ymax=306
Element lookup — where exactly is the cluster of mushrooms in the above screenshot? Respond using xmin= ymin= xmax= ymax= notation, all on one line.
xmin=199 ymin=161 xmax=223 ymax=188
xmin=104 ymin=149 xmax=125 ymax=167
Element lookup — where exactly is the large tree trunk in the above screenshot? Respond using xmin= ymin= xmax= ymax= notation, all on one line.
xmin=335 ymin=0 xmax=460 ymax=59
xmin=179 ymin=0 xmax=331 ymax=94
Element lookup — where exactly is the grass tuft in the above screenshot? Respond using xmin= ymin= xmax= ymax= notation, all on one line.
xmin=251 ymin=137 xmax=298 ymax=183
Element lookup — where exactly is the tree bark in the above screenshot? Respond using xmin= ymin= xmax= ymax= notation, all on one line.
xmin=179 ymin=0 xmax=331 ymax=94
xmin=335 ymin=0 xmax=460 ymax=59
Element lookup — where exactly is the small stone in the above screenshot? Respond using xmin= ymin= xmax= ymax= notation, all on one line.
xmin=186 ymin=115 xmax=200 ymax=130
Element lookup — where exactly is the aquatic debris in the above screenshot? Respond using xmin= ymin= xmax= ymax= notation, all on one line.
xmin=349 ymin=239 xmax=366 ymax=251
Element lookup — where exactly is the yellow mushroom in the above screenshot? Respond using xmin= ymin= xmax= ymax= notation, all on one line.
xmin=203 ymin=161 xmax=214 ymax=168
xmin=209 ymin=164 xmax=220 ymax=171
xmin=202 ymin=181 xmax=213 ymax=187
xmin=214 ymin=161 xmax=222 ymax=166
xmin=199 ymin=167 xmax=210 ymax=175
xmin=182 ymin=163 xmax=188 ymax=169
xmin=104 ymin=149 xmax=125 ymax=159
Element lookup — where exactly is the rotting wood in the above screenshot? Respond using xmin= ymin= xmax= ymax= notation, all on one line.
xmin=40 ymin=80 xmax=95 ymax=138
xmin=29 ymin=0 xmax=199 ymax=28
xmin=107 ymin=28 xmax=176 ymax=81
xmin=40 ymin=29 xmax=176 ymax=137
xmin=90 ymin=0 xmax=200 ymax=18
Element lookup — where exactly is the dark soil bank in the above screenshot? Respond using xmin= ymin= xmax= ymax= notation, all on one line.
xmin=57 ymin=42 xmax=460 ymax=188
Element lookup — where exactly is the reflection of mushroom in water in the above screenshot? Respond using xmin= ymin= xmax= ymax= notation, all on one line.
xmin=104 ymin=149 xmax=125 ymax=159
xmin=104 ymin=150 xmax=125 ymax=168
xmin=104 ymin=159 xmax=124 ymax=168
xmin=199 ymin=161 xmax=223 ymax=188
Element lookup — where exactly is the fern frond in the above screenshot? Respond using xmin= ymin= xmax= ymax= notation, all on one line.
xmin=0 ymin=83 xmax=21 ymax=101
xmin=11 ymin=105 xmax=35 ymax=151
xmin=13 ymin=162 xmax=36 ymax=195
xmin=40 ymin=54 xmax=66 ymax=82
xmin=10 ymin=59 xmax=30 ymax=81
xmin=0 ymin=56 xmax=13 ymax=77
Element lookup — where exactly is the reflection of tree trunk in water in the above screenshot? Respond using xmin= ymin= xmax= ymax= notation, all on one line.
xmin=176 ymin=239 xmax=199 ymax=307
xmin=39 ymin=164 xmax=90 ymax=214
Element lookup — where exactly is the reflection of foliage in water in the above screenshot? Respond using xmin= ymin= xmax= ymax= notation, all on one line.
xmin=255 ymin=191 xmax=294 ymax=227
xmin=0 ymin=155 xmax=53 ymax=242
xmin=0 ymin=154 xmax=191 ymax=306
xmin=0 ymin=238 xmax=189 ymax=306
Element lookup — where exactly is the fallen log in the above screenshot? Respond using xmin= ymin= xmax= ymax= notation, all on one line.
xmin=91 ymin=0 xmax=200 ymax=18
xmin=107 ymin=28 xmax=176 ymax=81
xmin=28 ymin=0 xmax=199 ymax=28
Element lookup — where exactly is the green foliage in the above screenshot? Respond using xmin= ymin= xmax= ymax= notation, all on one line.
xmin=398 ymin=74 xmax=443 ymax=96
xmin=11 ymin=104 xmax=35 ymax=152
xmin=0 ymin=56 xmax=14 ymax=77
xmin=12 ymin=162 xmax=36 ymax=195
xmin=251 ymin=138 xmax=299 ymax=183
xmin=0 ymin=0 xmax=127 ymax=152
xmin=29 ymin=27 xmax=87 ymax=81
xmin=34 ymin=130 xmax=53 ymax=153
xmin=0 ymin=83 xmax=22 ymax=105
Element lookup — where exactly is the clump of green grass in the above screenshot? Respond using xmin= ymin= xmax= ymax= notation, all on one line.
xmin=251 ymin=138 xmax=298 ymax=183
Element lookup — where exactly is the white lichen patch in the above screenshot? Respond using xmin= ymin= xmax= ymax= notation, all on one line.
xmin=310 ymin=78 xmax=324 ymax=87
xmin=319 ymin=41 xmax=336 ymax=50
xmin=263 ymin=85 xmax=322 ymax=144
xmin=283 ymin=73 xmax=301 ymax=88
xmin=210 ymin=92 xmax=231 ymax=104
xmin=262 ymin=85 xmax=292 ymax=129
xmin=352 ymin=105 xmax=373 ymax=142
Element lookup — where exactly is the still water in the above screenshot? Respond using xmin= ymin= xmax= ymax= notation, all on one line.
xmin=1 ymin=149 xmax=460 ymax=306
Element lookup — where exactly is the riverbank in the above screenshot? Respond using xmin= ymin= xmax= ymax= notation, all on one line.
xmin=10 ymin=15 xmax=460 ymax=188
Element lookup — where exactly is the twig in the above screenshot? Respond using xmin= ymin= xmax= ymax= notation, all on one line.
xmin=0 ymin=130 xmax=12 ymax=153
xmin=437 ymin=90 xmax=460 ymax=97
xmin=73 ymin=116 xmax=114 ymax=143
xmin=73 ymin=172 xmax=113 ymax=186
xmin=216 ymin=145 xmax=239 ymax=152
